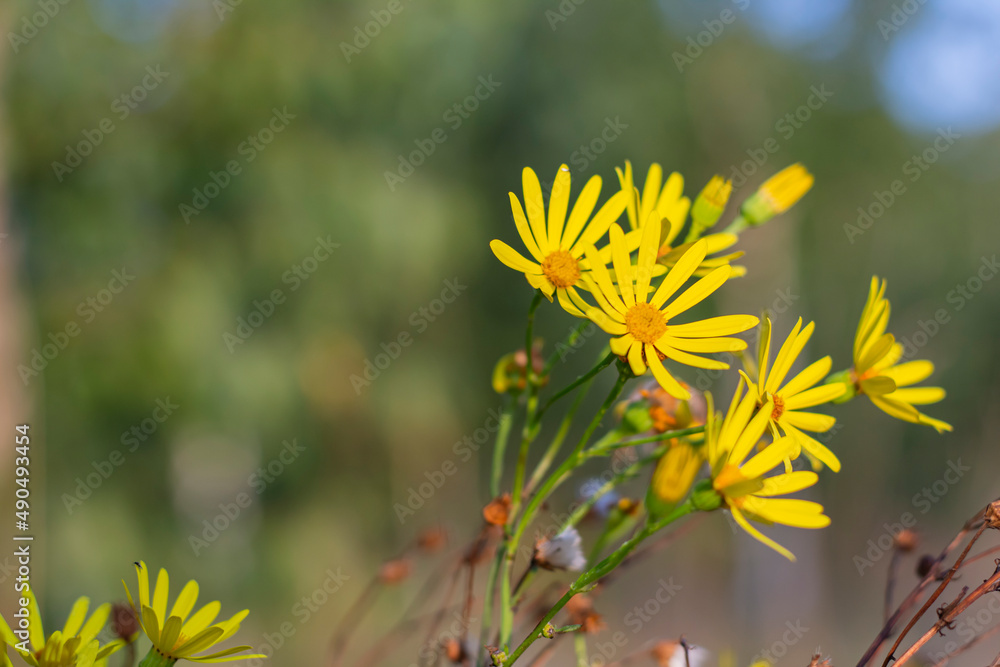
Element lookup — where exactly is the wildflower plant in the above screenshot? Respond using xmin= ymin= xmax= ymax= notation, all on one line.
xmin=337 ymin=159 xmax=959 ymax=667
xmin=0 ymin=565 xmax=262 ymax=667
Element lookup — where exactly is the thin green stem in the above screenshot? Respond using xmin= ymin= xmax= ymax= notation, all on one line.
xmin=479 ymin=542 xmax=504 ymax=662
xmin=721 ymin=213 xmax=749 ymax=236
xmin=574 ymin=633 xmax=589 ymax=667
xmin=491 ymin=396 xmax=516 ymax=498
xmin=582 ymin=425 xmax=706 ymax=459
xmin=505 ymin=501 xmax=695 ymax=665
xmin=535 ymin=350 xmax=614 ymax=423
xmin=500 ymin=372 xmax=629 ymax=652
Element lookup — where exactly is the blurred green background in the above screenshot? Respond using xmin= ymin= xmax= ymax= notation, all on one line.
xmin=2 ymin=0 xmax=1000 ymax=665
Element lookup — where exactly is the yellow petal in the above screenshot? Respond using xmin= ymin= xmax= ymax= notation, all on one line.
xmin=647 ymin=351 xmax=691 ymax=400
xmin=745 ymin=497 xmax=830 ymax=528
xmin=887 ymin=387 xmax=946 ymax=405
xmin=738 ymin=434 xmax=797 ymax=478
xmin=662 ymin=335 xmax=747 ymax=354
xmin=881 ymin=360 xmax=935 ymax=388
xmin=662 ymin=265 xmax=731 ymax=320
xmin=509 ymin=192 xmax=543 ymax=260
xmin=548 ymin=165 xmax=571 ymax=246
xmin=180 ymin=601 xmax=221 ymax=639
xmin=628 ymin=341 xmax=647 ymax=376
xmin=583 ymin=245 xmax=627 ymax=315
xmin=781 ymin=410 xmax=836 ymax=433
xmin=656 ymin=343 xmax=729 ymax=370
xmin=609 ymin=225 xmax=635 ymax=307
xmin=783 ymin=384 xmax=845 ymax=411
xmin=562 ymin=175 xmax=601 ymax=250
xmin=857 ymin=333 xmax=895 ymax=374
xmin=869 ymin=394 xmax=921 ymax=422
xmin=782 ymin=423 xmax=840 ymax=472
xmin=522 ymin=167 xmax=549 ymax=254
xmin=62 ymin=597 xmax=90 ymax=638
xmin=650 ymin=239 xmax=708 ymax=309
xmin=170 ymin=580 xmax=200 ymax=622
xmin=756 ymin=471 xmax=819 ymax=497
xmin=765 ymin=319 xmax=812 ymax=394
xmin=159 ymin=616 xmax=183 ymax=653
xmin=615 ymin=161 xmax=638 ymax=230
xmin=586 ymin=307 xmax=626 ymax=335
xmin=665 ymin=315 xmax=758 ymax=338
xmin=779 ymin=356 xmax=832 ymax=398
xmin=78 ymin=603 xmax=110 ymax=646
xmin=729 ymin=505 xmax=796 ymax=561
xmin=173 ymin=627 xmax=224 ymax=657
xmin=152 ymin=569 xmax=169 ymax=621
xmin=634 ymin=213 xmax=660 ymax=303
xmin=572 ymin=190 xmax=628 ymax=253
xmin=490 ymin=240 xmax=541 ymax=274
xmin=639 ymin=163 xmax=663 ymax=224
xmin=860 ymin=375 xmax=896 ymax=396
xmin=757 ymin=316 xmax=772 ymax=396
xmin=610 ymin=333 xmax=635 ymax=357
xmin=142 ymin=606 xmax=161 ymax=645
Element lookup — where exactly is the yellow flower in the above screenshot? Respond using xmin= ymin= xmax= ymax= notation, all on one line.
xmin=124 ymin=562 xmax=264 ymax=664
xmin=741 ymin=163 xmax=814 ymax=225
xmin=851 ymin=277 xmax=952 ymax=432
xmin=751 ymin=316 xmax=845 ymax=471
xmin=616 ymin=161 xmax=745 ymax=277
xmin=706 ymin=383 xmax=831 ymax=561
xmin=0 ymin=588 xmax=123 ymax=667
xmin=648 ymin=441 xmax=704 ymax=515
xmin=581 ymin=217 xmax=758 ymax=400
xmin=490 ymin=165 xmax=628 ymax=316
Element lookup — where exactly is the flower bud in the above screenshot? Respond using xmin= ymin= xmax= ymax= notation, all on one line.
xmin=647 ymin=443 xmax=703 ymax=517
xmin=690 ymin=479 xmax=723 ymax=512
xmin=690 ymin=175 xmax=733 ymax=236
xmin=741 ymin=163 xmax=814 ymax=226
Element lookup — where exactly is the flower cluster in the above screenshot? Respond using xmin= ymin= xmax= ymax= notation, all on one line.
xmin=1 ymin=564 xmax=262 ymax=667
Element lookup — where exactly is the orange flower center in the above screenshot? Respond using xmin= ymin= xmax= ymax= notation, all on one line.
xmin=540 ymin=250 xmax=580 ymax=288
xmin=770 ymin=394 xmax=785 ymax=421
xmin=625 ymin=302 xmax=668 ymax=344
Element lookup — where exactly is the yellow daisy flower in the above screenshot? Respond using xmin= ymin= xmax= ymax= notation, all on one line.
xmin=490 ymin=165 xmax=628 ymax=316
xmin=581 ymin=217 xmax=758 ymax=400
xmin=706 ymin=383 xmax=831 ymax=561
xmin=751 ymin=316 xmax=845 ymax=471
xmin=850 ymin=277 xmax=952 ymax=432
xmin=124 ymin=562 xmax=264 ymax=665
xmin=0 ymin=588 xmax=123 ymax=667
xmin=616 ymin=161 xmax=745 ymax=277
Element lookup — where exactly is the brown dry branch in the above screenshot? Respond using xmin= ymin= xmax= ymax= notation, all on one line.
xmin=857 ymin=503 xmax=991 ymax=667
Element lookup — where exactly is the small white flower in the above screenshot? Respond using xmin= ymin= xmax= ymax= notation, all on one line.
xmin=534 ymin=527 xmax=587 ymax=572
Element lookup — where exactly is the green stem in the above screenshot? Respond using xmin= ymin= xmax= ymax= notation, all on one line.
xmin=491 ymin=396 xmax=516 ymax=498
xmin=505 ymin=501 xmax=695 ymax=665
xmin=509 ymin=292 xmax=546 ymax=520
xmin=479 ymin=542 xmax=504 ymax=661
xmin=535 ymin=350 xmax=614 ymax=423
xmin=721 ymin=213 xmax=749 ymax=236
xmin=574 ymin=633 xmax=589 ymax=667
xmin=582 ymin=425 xmax=706 ymax=459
